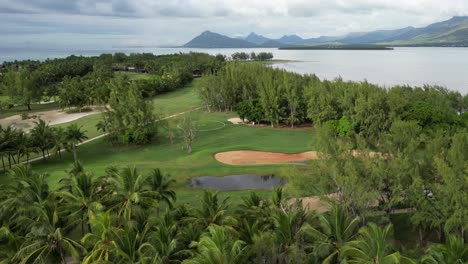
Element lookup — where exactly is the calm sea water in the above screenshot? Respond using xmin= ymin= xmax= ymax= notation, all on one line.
xmin=1 ymin=47 xmax=467 ymax=94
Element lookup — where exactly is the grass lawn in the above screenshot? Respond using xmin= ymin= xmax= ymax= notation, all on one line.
xmin=26 ymin=111 xmax=316 ymax=204
xmin=53 ymin=78 xmax=204 ymax=139
xmin=115 ymin=71 xmax=153 ymax=80
xmin=152 ymin=79 xmax=204 ymax=115
xmin=1 ymin=77 xmax=315 ymax=205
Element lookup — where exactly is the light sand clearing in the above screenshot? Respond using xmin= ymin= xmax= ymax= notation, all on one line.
xmin=215 ymin=150 xmax=386 ymax=165
xmin=228 ymin=117 xmax=244 ymax=124
xmin=290 ymin=193 xmax=339 ymax=213
xmin=0 ymin=108 xmax=102 ymax=131
xmin=214 ymin=150 xmax=320 ymax=165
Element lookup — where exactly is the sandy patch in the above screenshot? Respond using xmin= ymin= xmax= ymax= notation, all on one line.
xmin=228 ymin=117 xmax=244 ymax=124
xmin=0 ymin=108 xmax=102 ymax=131
xmin=215 ymin=150 xmax=386 ymax=166
xmin=214 ymin=150 xmax=320 ymax=165
xmin=290 ymin=193 xmax=339 ymax=213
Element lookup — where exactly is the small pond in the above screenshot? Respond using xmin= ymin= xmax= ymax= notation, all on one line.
xmin=188 ymin=174 xmax=285 ymax=191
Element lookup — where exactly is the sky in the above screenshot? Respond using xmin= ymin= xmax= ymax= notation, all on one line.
xmin=1 ymin=0 xmax=468 ymax=50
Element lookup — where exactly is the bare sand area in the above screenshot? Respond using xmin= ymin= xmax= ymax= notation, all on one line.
xmin=0 ymin=108 xmax=103 ymax=131
xmin=215 ymin=150 xmax=386 ymax=166
xmin=214 ymin=150 xmax=320 ymax=165
xmin=228 ymin=117 xmax=244 ymax=124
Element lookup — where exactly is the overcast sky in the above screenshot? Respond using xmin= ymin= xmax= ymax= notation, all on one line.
xmin=1 ymin=0 xmax=468 ymax=49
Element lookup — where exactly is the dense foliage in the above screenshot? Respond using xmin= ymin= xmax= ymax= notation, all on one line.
xmin=0 ymin=52 xmax=225 ymax=111
xmin=98 ymin=78 xmax=158 ymax=145
xmin=0 ymin=121 xmax=87 ymax=168
xmin=0 ymin=163 xmax=466 ymax=263
xmin=200 ymin=63 xmax=467 ymax=139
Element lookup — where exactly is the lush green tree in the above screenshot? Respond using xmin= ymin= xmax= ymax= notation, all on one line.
xmin=178 ymin=114 xmax=198 ymax=153
xmin=185 ymin=225 xmax=246 ymax=264
xmin=30 ymin=119 xmax=54 ymax=161
xmin=342 ymin=223 xmax=414 ymax=263
xmin=147 ymin=168 xmax=176 ymax=208
xmin=304 ymin=205 xmax=360 ymax=263
xmin=421 ymin=234 xmax=468 ymax=264
xmin=64 ymin=124 xmax=88 ymax=163
xmin=57 ymin=162 xmax=103 ymax=236
xmin=102 ymin=78 xmax=157 ymax=145
xmin=0 ymin=68 xmax=42 ymax=111
xmin=105 ymin=166 xmax=160 ymax=220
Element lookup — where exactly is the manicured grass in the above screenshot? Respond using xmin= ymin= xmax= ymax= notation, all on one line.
xmin=115 ymin=71 xmax=153 ymax=80
xmin=152 ymin=79 xmax=204 ymax=115
xmin=57 ymin=78 xmax=205 ymax=138
xmin=52 ymin=113 xmax=104 ymax=138
xmin=28 ymin=111 xmax=316 ymax=204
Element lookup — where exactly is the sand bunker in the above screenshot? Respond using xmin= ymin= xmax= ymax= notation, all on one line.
xmin=215 ymin=150 xmax=387 ymax=166
xmin=0 ymin=108 xmax=102 ymax=131
xmin=214 ymin=150 xmax=320 ymax=165
xmin=228 ymin=117 xmax=244 ymax=124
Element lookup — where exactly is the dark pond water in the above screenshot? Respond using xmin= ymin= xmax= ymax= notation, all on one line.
xmin=188 ymin=174 xmax=285 ymax=191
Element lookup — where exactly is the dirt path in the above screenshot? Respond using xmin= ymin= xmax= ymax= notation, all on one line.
xmin=0 ymin=108 xmax=103 ymax=131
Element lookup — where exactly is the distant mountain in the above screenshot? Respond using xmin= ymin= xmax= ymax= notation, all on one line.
xmin=340 ymin=27 xmax=415 ymax=44
xmin=276 ymin=34 xmax=304 ymax=44
xmin=183 ymin=31 xmax=257 ymax=48
xmin=245 ymin=32 xmax=271 ymax=45
xmin=183 ymin=16 xmax=468 ymax=48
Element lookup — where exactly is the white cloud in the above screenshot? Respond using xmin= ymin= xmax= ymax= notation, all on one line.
xmin=0 ymin=0 xmax=468 ymax=48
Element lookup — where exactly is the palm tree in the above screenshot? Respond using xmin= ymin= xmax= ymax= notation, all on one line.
xmin=421 ymin=234 xmax=468 ymax=264
xmin=147 ymin=168 xmax=176 ymax=208
xmin=304 ymin=205 xmax=360 ymax=263
xmin=51 ymin=127 xmax=67 ymax=158
xmin=341 ymin=223 xmax=416 ymax=264
xmin=186 ymin=225 xmax=246 ymax=264
xmin=30 ymin=119 xmax=54 ymax=161
xmin=271 ymin=202 xmax=310 ymax=263
xmin=0 ymin=126 xmax=20 ymax=167
xmin=192 ymin=191 xmax=234 ymax=228
xmin=81 ymin=212 xmax=117 ymax=264
xmin=57 ymin=162 xmax=104 ymax=236
xmin=13 ymin=196 xmax=85 ymax=263
xmin=106 ymin=166 xmax=160 ymax=220
xmin=64 ymin=124 xmax=88 ymax=162
xmin=147 ymin=211 xmax=184 ymax=263
xmin=0 ymin=226 xmax=23 ymax=263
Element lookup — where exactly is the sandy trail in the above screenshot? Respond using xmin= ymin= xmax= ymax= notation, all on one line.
xmin=0 ymin=108 xmax=103 ymax=131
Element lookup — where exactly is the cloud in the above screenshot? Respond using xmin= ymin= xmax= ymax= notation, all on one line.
xmin=1 ymin=0 xmax=468 ymax=49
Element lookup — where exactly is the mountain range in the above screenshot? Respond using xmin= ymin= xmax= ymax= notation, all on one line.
xmin=183 ymin=16 xmax=468 ymax=48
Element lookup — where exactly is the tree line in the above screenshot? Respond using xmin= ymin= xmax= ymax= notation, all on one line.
xmin=0 ymin=52 xmax=225 ymax=112
xmin=231 ymin=52 xmax=274 ymax=61
xmin=0 ymin=163 xmax=465 ymax=263
xmin=199 ymin=63 xmax=467 ymax=142
xmin=0 ymin=120 xmax=88 ymax=169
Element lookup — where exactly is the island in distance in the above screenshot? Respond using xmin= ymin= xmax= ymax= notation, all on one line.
xmin=183 ymin=16 xmax=468 ymax=48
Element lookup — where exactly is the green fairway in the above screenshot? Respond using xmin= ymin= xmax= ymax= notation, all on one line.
xmin=115 ymin=71 xmax=153 ymax=80
xmin=1 ymin=77 xmax=315 ymax=205
xmin=152 ymin=79 xmax=204 ymax=115
xmin=28 ymin=111 xmax=315 ymax=204
xmin=54 ymin=78 xmax=205 ymax=138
